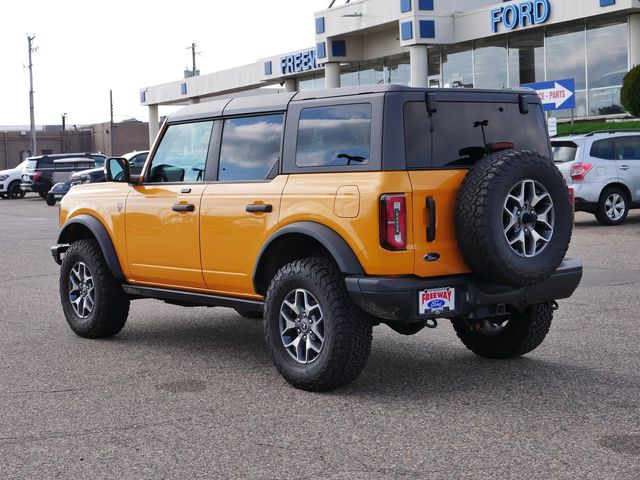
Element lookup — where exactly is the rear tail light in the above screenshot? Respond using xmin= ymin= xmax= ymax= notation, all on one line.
xmin=570 ymin=163 xmax=593 ymax=182
xmin=380 ymin=194 xmax=407 ymax=251
xmin=487 ymin=141 xmax=515 ymax=152
xmin=33 ymin=171 xmax=42 ymax=181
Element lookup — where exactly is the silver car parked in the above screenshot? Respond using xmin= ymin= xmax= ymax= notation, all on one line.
xmin=552 ymin=130 xmax=640 ymax=225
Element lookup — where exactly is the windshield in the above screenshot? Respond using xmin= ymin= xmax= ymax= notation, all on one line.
xmin=551 ymin=141 xmax=578 ymax=163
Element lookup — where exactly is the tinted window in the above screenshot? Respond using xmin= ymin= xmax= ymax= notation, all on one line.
xmin=551 ymin=141 xmax=578 ymax=162
xmin=148 ymin=121 xmax=213 ymax=183
xmin=590 ymin=139 xmax=614 ymax=160
xmin=218 ymin=114 xmax=284 ymax=182
xmin=405 ymin=101 xmax=550 ymax=168
xmin=614 ymin=136 xmax=640 ymax=160
xmin=296 ymin=104 xmax=371 ymax=167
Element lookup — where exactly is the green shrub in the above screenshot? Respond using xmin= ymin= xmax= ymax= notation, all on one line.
xmin=621 ymin=65 xmax=640 ymax=118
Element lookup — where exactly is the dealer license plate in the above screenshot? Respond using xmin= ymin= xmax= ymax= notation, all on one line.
xmin=418 ymin=287 xmax=455 ymax=315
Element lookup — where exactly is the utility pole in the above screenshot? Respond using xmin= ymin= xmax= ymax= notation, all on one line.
xmin=185 ymin=43 xmax=200 ymax=77
xmin=189 ymin=43 xmax=197 ymax=76
xmin=61 ymin=113 xmax=67 ymax=153
xmin=109 ymin=90 xmax=114 ymax=156
xmin=27 ymin=34 xmax=37 ymax=156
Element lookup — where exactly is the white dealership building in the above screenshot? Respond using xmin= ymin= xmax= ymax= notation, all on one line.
xmin=140 ymin=0 xmax=640 ymax=143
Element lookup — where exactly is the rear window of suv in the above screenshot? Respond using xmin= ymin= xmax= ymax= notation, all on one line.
xmin=551 ymin=141 xmax=578 ymax=162
xmin=404 ymin=101 xmax=550 ymax=168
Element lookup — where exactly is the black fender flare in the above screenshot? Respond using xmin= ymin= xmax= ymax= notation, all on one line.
xmin=57 ymin=214 xmax=124 ymax=279
xmin=253 ymin=221 xmax=365 ymax=293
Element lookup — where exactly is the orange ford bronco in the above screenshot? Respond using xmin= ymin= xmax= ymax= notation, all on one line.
xmin=52 ymin=85 xmax=582 ymax=391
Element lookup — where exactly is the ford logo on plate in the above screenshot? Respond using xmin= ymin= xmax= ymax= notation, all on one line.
xmin=427 ymin=299 xmax=446 ymax=309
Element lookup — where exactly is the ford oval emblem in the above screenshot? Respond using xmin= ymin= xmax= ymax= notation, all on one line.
xmin=424 ymin=253 xmax=440 ymax=262
xmin=427 ymin=299 xmax=446 ymax=309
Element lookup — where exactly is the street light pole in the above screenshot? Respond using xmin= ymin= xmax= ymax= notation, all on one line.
xmin=61 ymin=113 xmax=67 ymax=153
xmin=27 ymin=34 xmax=37 ymax=156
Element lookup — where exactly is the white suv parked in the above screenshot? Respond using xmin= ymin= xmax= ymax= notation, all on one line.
xmin=552 ymin=131 xmax=640 ymax=225
xmin=0 ymin=160 xmax=28 ymax=199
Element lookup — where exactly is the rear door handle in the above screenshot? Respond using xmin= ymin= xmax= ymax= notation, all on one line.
xmin=172 ymin=204 xmax=195 ymax=212
xmin=426 ymin=196 xmax=436 ymax=242
xmin=246 ymin=204 xmax=273 ymax=213
xmin=619 ymin=165 xmax=630 ymax=171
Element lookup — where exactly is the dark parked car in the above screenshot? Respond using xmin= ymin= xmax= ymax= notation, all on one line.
xmin=45 ymin=166 xmax=106 ymax=206
xmin=122 ymin=150 xmax=149 ymax=175
xmin=21 ymin=153 xmax=105 ymax=198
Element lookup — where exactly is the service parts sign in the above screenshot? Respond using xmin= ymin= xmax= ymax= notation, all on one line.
xmin=523 ymin=78 xmax=576 ymax=111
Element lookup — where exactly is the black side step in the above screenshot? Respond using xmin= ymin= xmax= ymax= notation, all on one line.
xmin=121 ymin=285 xmax=264 ymax=312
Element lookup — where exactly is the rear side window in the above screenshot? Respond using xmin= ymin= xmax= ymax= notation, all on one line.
xmin=404 ymin=101 xmax=550 ymax=168
xmin=613 ymin=136 xmax=640 ymax=160
xmin=551 ymin=141 xmax=578 ymax=162
xmin=218 ymin=114 xmax=284 ymax=182
xmin=590 ymin=139 xmax=614 ymax=160
xmin=296 ymin=104 xmax=371 ymax=167
xmin=148 ymin=121 xmax=213 ymax=183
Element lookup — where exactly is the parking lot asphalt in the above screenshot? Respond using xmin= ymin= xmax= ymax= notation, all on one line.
xmin=1 ymin=194 xmax=639 ymax=479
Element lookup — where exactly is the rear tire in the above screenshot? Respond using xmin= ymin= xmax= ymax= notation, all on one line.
xmin=60 ymin=239 xmax=130 ymax=338
xmin=264 ymin=258 xmax=372 ymax=391
xmin=452 ymin=303 xmax=553 ymax=359
xmin=595 ymin=187 xmax=629 ymax=226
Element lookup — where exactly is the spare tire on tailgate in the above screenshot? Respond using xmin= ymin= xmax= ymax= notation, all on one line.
xmin=455 ymin=150 xmax=572 ymax=287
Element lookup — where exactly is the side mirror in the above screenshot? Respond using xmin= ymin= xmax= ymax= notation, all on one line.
xmin=105 ymin=157 xmax=131 ymax=183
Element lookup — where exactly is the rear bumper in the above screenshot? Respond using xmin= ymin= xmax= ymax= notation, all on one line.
xmin=20 ymin=180 xmax=51 ymax=193
xmin=345 ymin=258 xmax=582 ymax=322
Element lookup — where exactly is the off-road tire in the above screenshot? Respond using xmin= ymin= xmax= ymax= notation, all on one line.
xmin=264 ymin=258 xmax=372 ymax=391
xmin=455 ymin=150 xmax=572 ymax=287
xmin=595 ymin=186 xmax=629 ymax=226
xmin=234 ymin=308 xmax=263 ymax=319
xmin=45 ymin=193 xmax=56 ymax=206
xmin=60 ymin=239 xmax=130 ymax=338
xmin=452 ymin=303 xmax=553 ymax=359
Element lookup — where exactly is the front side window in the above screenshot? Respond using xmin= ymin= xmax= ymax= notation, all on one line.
xmin=148 ymin=121 xmax=213 ymax=183
xmin=218 ymin=114 xmax=284 ymax=182
xmin=296 ymin=104 xmax=371 ymax=167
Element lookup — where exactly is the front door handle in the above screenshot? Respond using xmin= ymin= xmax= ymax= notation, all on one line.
xmin=172 ymin=204 xmax=195 ymax=212
xmin=246 ymin=204 xmax=273 ymax=213
xmin=619 ymin=165 xmax=630 ymax=171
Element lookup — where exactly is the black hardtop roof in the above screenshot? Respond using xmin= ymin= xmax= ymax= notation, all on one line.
xmin=169 ymin=85 xmax=539 ymax=122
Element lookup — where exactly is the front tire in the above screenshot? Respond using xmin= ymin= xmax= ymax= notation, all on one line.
xmin=8 ymin=181 xmax=25 ymax=199
xmin=60 ymin=239 xmax=130 ymax=338
xmin=595 ymin=187 xmax=629 ymax=226
xmin=45 ymin=193 xmax=56 ymax=206
xmin=264 ymin=258 xmax=372 ymax=391
xmin=452 ymin=303 xmax=553 ymax=359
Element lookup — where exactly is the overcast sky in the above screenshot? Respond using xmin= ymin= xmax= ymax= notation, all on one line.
xmin=0 ymin=0 xmax=330 ymax=127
